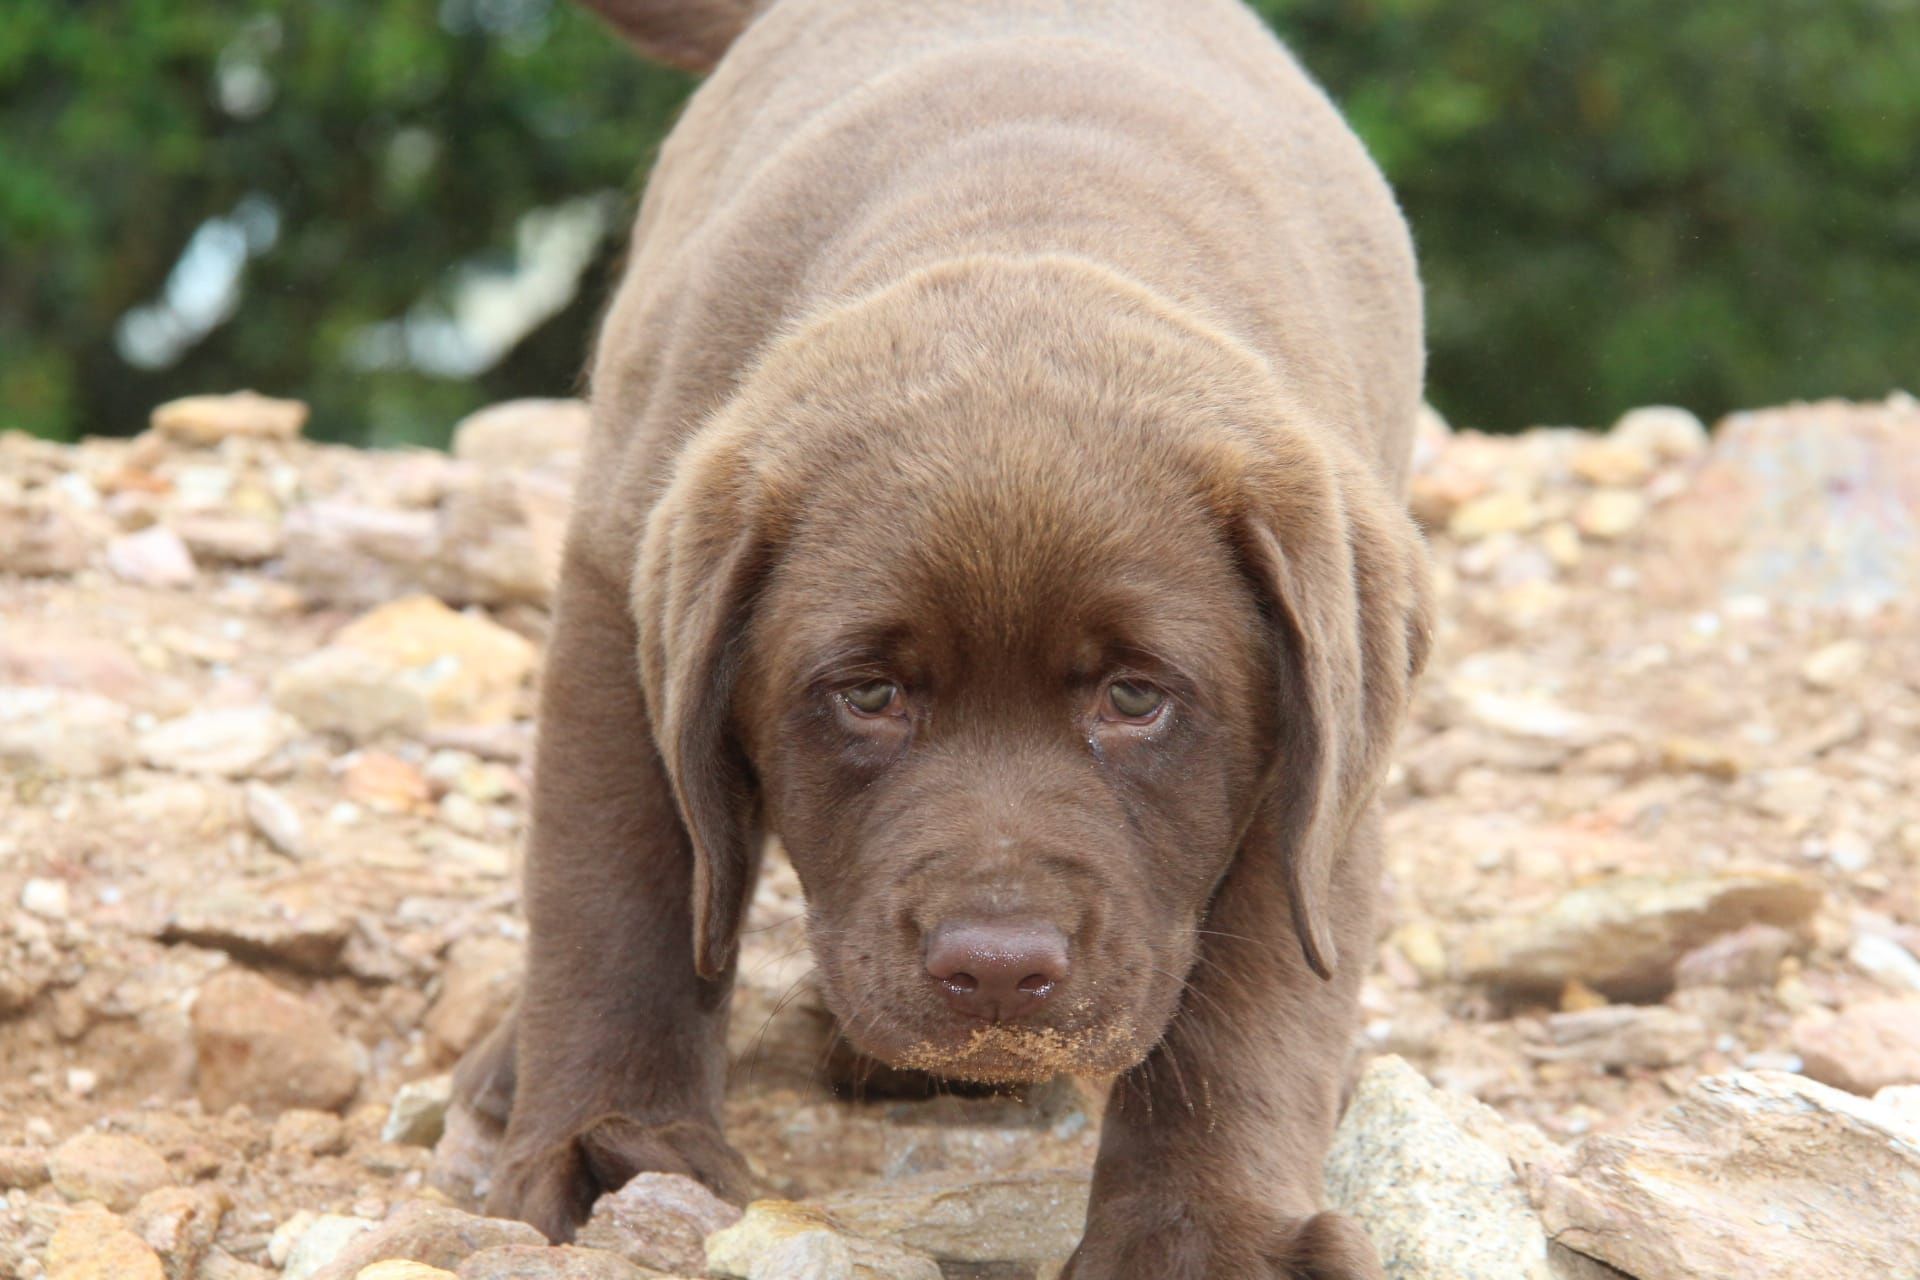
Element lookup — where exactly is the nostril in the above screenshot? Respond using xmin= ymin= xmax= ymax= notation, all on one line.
xmin=944 ymin=973 xmax=978 ymax=995
xmin=1016 ymin=974 xmax=1052 ymax=995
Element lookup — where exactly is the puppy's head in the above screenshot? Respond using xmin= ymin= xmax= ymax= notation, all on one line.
xmin=636 ymin=259 xmax=1429 ymax=1082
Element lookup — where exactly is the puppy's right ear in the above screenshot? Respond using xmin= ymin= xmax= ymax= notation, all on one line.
xmin=633 ymin=418 xmax=776 ymax=981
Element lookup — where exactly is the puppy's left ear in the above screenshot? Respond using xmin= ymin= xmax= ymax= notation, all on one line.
xmin=1236 ymin=443 xmax=1432 ymax=979
xmin=633 ymin=417 xmax=778 ymax=981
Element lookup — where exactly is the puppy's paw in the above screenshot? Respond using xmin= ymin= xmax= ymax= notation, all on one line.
xmin=485 ymin=1114 xmax=754 ymax=1242
xmin=1063 ymin=1200 xmax=1382 ymax=1280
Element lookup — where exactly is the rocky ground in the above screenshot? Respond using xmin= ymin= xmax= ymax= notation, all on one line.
xmin=1 ymin=389 xmax=1917 ymax=1280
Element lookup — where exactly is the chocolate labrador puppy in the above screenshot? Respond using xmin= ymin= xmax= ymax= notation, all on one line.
xmin=453 ymin=1 xmax=1432 ymax=1275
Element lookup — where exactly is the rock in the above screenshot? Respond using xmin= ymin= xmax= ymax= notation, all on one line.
xmin=271 ymin=1109 xmax=347 ymax=1157
xmin=48 ymin=1131 xmax=173 ymax=1212
xmin=0 ymin=494 xmax=97 ymax=575
xmin=21 ymin=876 xmax=70 ymax=919
xmin=281 ymin=502 xmax=443 ymax=608
xmin=451 ymin=399 xmax=592 ymax=468
xmin=1849 ymin=932 xmax=1920 ymax=993
xmin=1611 ymin=405 xmax=1709 ymax=462
xmin=306 ymin=1202 xmax=546 ymax=1280
xmin=1800 ymin=639 xmax=1868 ymax=690
xmin=575 ymin=1172 xmax=742 ymax=1272
xmin=1571 ymin=438 xmax=1656 ymax=488
xmin=1325 ymin=1056 xmax=1558 ymax=1280
xmin=383 ymin=1075 xmax=454 ymax=1147
xmin=456 ymin=1245 xmax=654 ymax=1279
xmin=282 ymin=1215 xmax=377 ymax=1280
xmin=1455 ymin=868 xmax=1823 ymax=1000
xmin=161 ymin=892 xmax=351 ymax=974
xmin=172 ymin=513 xmax=284 ymax=564
xmin=46 ymin=1203 xmax=166 ymax=1280
xmin=0 ymin=1144 xmax=49 ymax=1189
xmin=198 ymin=1249 xmax=274 ymax=1280
xmin=275 ymin=596 xmax=534 ymax=741
xmin=424 ymin=934 xmax=524 ymax=1063
xmin=1572 ymin=489 xmax=1649 ymax=540
xmin=1448 ymin=491 xmax=1542 ymax=541
xmin=354 ymin=1265 xmax=458 ymax=1280
xmin=244 ymin=782 xmax=308 ymax=858
xmin=342 ymin=751 xmax=433 ymax=812
xmin=1875 ymin=1084 xmax=1920 ymax=1128
xmin=1793 ymin=999 xmax=1920 ymax=1095
xmin=106 ymin=526 xmax=198 ymax=587
xmin=1673 ymin=923 xmax=1797 ymax=988
xmin=150 ymin=391 xmax=308 ymax=445
xmin=706 ymin=1201 xmax=943 ymax=1280
xmin=190 ymin=969 xmax=363 ymax=1113
xmin=131 ymin=1184 xmax=228 ymax=1280
xmin=136 ymin=705 xmax=296 ymax=777
xmin=813 ymin=1169 xmax=1089 ymax=1267
xmin=1668 ymin=396 xmax=1920 ymax=610
xmin=1536 ymin=1070 xmax=1920 ymax=1279
xmin=0 ymin=686 xmax=134 ymax=777
xmin=1529 ymin=1005 xmax=1711 ymax=1070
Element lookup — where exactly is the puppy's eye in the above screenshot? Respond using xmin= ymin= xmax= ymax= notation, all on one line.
xmin=1103 ymin=679 xmax=1166 ymax=722
xmin=841 ymin=680 xmax=902 ymax=717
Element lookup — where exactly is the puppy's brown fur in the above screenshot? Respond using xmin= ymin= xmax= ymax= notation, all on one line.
xmin=458 ymin=3 xmax=1431 ymax=1275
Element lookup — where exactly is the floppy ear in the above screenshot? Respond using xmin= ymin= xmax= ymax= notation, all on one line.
xmin=632 ymin=420 xmax=775 ymax=981
xmin=1237 ymin=446 xmax=1432 ymax=979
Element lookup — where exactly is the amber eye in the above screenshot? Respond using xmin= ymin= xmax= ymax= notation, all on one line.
xmin=842 ymin=680 xmax=902 ymax=716
xmin=1104 ymin=679 xmax=1166 ymax=721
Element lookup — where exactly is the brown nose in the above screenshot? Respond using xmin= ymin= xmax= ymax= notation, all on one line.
xmin=923 ymin=918 xmax=1070 ymax=1022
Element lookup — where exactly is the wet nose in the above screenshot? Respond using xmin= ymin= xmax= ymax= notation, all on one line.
xmin=923 ymin=918 xmax=1070 ymax=1022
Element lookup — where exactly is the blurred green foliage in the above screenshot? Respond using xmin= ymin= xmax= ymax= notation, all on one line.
xmin=2 ymin=0 xmax=1915 ymax=444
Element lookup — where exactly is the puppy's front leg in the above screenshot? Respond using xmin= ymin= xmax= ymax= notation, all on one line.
xmin=483 ymin=559 xmax=753 ymax=1240
xmin=1066 ymin=814 xmax=1386 ymax=1280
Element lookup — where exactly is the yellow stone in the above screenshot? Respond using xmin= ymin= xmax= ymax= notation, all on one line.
xmin=47 ymin=1204 xmax=165 ymax=1280
xmin=354 ymin=1263 xmax=459 ymax=1280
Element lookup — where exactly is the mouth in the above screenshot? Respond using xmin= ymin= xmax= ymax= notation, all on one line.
xmin=883 ymin=1018 xmax=1147 ymax=1084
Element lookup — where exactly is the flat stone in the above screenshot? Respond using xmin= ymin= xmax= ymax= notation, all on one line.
xmin=383 ymin=1075 xmax=454 ymax=1147
xmin=172 ymin=513 xmax=284 ymax=563
xmin=49 ymin=1131 xmax=172 ymax=1212
xmin=46 ymin=1203 xmax=166 ymax=1280
xmin=161 ymin=891 xmax=351 ymax=974
xmin=0 ymin=686 xmax=134 ymax=777
xmin=451 ymin=399 xmax=591 ymax=468
xmin=106 ymin=526 xmax=198 ymax=587
xmin=577 ymin=1171 xmax=742 ymax=1273
xmin=706 ymin=1201 xmax=943 ymax=1280
xmin=1455 ymin=868 xmax=1823 ymax=1000
xmin=1793 ymin=999 xmax=1920 ymax=1095
xmin=1326 ymin=1055 xmax=1559 ymax=1280
xmin=456 ymin=1245 xmax=655 ymax=1279
xmin=136 ymin=705 xmax=297 ymax=777
xmin=1536 ymin=1070 xmax=1920 ymax=1280
xmin=191 ymin=969 xmax=363 ymax=1114
xmin=1530 ymin=1006 xmax=1711 ymax=1070
xmin=150 ymin=391 xmax=308 ymax=445
xmin=307 ymin=1201 xmax=546 ymax=1280
xmin=813 ymin=1169 xmax=1089 ymax=1266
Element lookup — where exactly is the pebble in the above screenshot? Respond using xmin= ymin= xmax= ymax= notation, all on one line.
xmin=305 ymin=1201 xmax=546 ymax=1280
xmin=1531 ymin=1005 xmax=1711 ymax=1070
xmin=1849 ymin=932 xmax=1920 ymax=993
xmin=1610 ymin=405 xmax=1709 ymax=462
xmin=1571 ymin=438 xmax=1656 ymax=488
xmin=450 ymin=398 xmax=591 ymax=468
xmin=244 ymin=781 xmax=308 ymax=859
xmin=1673 ymin=923 xmax=1797 ymax=989
xmin=106 ymin=526 xmax=198 ymax=588
xmin=1800 ymin=638 xmax=1868 ymax=690
xmin=0 ymin=686 xmax=135 ymax=777
xmin=423 ymin=934 xmax=524 ymax=1063
xmin=341 ymin=752 xmax=434 ymax=813
xmin=455 ymin=1245 xmax=654 ymax=1279
xmin=381 ymin=1076 xmax=453 ymax=1148
xmin=576 ymin=1172 xmax=742 ymax=1273
xmin=20 ymin=878 xmax=70 ymax=920
xmin=131 ymin=1184 xmax=228 ymax=1278
xmin=1793 ymin=998 xmax=1920 ymax=1095
xmin=282 ymin=1215 xmax=376 ymax=1280
xmin=136 ymin=705 xmax=297 ymax=777
xmin=150 ymin=391 xmax=309 ymax=445
xmin=1447 ymin=491 xmax=1541 ymax=541
xmin=272 ymin=1109 xmax=348 ymax=1157
xmin=48 ymin=1131 xmax=172 ymax=1212
xmin=812 ymin=1169 xmax=1089 ymax=1268
xmin=1572 ymin=488 xmax=1649 ymax=540
xmin=0 ymin=1144 xmax=50 ymax=1189
xmin=706 ymin=1201 xmax=943 ymax=1280
xmin=353 ymin=1265 xmax=457 ymax=1280
xmin=191 ymin=969 xmax=363 ymax=1114
xmin=45 ymin=1203 xmax=166 ymax=1280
